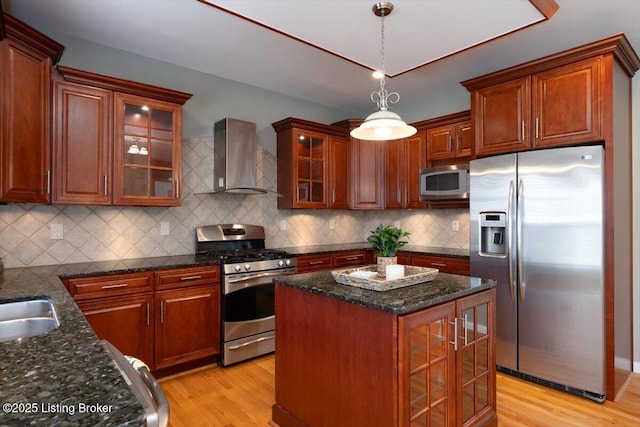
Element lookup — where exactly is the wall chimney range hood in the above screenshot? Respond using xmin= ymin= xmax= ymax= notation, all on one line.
xmin=203 ymin=118 xmax=278 ymax=195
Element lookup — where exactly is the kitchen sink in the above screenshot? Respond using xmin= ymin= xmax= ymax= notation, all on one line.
xmin=0 ymin=297 xmax=60 ymax=343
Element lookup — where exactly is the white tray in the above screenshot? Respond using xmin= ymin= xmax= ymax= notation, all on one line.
xmin=331 ymin=265 xmax=438 ymax=292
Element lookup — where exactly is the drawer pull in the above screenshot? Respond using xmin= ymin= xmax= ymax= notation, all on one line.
xmin=101 ymin=283 xmax=129 ymax=289
xmin=308 ymin=260 xmax=326 ymax=265
xmin=180 ymin=275 xmax=202 ymax=281
xmin=431 ymin=262 xmax=447 ymax=267
xmin=345 ymin=256 xmax=361 ymax=261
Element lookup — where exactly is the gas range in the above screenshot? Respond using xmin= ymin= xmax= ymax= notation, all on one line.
xmin=195 ymin=224 xmax=296 ymax=273
xmin=194 ymin=224 xmax=297 ymax=366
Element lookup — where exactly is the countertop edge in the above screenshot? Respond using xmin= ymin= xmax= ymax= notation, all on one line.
xmin=274 ymin=270 xmax=495 ymax=315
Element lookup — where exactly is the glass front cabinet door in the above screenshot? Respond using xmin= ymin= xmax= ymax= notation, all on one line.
xmin=294 ymin=129 xmax=327 ymax=207
xmin=113 ymin=93 xmax=182 ymax=206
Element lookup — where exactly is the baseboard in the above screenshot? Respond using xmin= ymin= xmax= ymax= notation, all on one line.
xmin=634 ymin=361 xmax=640 ymax=373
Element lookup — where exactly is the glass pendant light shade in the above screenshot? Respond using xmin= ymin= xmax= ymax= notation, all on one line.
xmin=350 ymin=109 xmax=417 ymax=140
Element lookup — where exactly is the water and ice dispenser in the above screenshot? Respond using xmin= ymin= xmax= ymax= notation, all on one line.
xmin=479 ymin=212 xmax=507 ymax=256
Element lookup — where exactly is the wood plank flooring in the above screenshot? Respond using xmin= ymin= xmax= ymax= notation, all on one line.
xmin=159 ymin=355 xmax=640 ymax=426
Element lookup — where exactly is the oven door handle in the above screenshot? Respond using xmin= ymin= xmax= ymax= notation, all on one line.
xmin=227 ymin=335 xmax=274 ymax=350
xmin=225 ymin=269 xmax=296 ymax=294
xmin=227 ymin=270 xmax=295 ymax=284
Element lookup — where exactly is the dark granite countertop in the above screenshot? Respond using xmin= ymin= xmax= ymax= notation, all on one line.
xmin=0 ymin=245 xmax=468 ymax=425
xmin=274 ymin=269 xmax=494 ymax=315
xmin=0 ymin=255 xmax=213 ymax=426
xmin=278 ymin=243 xmax=469 ymax=259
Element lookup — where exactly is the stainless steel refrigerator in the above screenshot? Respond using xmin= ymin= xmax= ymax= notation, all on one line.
xmin=470 ymin=145 xmax=605 ymax=401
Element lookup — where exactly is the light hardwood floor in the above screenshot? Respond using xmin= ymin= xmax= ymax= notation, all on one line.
xmin=160 ymin=355 xmax=640 ymax=426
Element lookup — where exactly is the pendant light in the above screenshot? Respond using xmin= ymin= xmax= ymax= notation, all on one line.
xmin=350 ymin=2 xmax=416 ymax=141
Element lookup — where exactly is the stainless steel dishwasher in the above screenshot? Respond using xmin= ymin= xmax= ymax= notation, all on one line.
xmin=101 ymin=340 xmax=169 ymax=427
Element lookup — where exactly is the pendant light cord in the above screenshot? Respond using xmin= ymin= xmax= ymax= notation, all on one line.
xmin=372 ymin=7 xmax=399 ymax=111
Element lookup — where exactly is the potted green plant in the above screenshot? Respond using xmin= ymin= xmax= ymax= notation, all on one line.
xmin=367 ymin=224 xmax=410 ymax=277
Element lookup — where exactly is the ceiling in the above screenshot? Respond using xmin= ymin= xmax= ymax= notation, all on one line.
xmin=3 ymin=0 xmax=640 ymax=118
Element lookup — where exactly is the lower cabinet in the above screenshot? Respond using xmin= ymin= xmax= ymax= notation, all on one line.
xmin=155 ymin=285 xmax=220 ymax=370
xmin=76 ymin=293 xmax=154 ymax=367
xmin=296 ymin=250 xmax=368 ymax=273
xmin=66 ymin=266 xmax=220 ymax=372
xmin=411 ymin=254 xmax=470 ymax=276
xmin=399 ymin=289 xmax=496 ymax=426
xmin=296 ymin=250 xmax=470 ymax=276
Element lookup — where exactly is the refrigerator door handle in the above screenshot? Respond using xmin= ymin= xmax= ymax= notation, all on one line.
xmin=517 ymin=178 xmax=525 ymax=301
xmin=507 ymin=179 xmax=516 ymax=301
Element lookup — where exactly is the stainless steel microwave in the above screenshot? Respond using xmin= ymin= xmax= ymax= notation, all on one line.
xmin=419 ymin=164 xmax=470 ymax=201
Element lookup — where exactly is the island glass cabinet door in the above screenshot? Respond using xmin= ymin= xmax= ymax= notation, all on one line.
xmin=113 ymin=92 xmax=182 ymax=206
xmin=399 ymin=301 xmax=456 ymax=426
xmin=457 ymin=290 xmax=496 ymax=426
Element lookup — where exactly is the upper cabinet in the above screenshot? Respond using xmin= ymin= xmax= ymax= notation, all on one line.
xmin=0 ymin=13 xmax=64 ymax=203
xmin=53 ymin=81 xmax=112 ymax=204
xmin=415 ymin=111 xmax=472 ymax=163
xmin=426 ymin=119 xmax=472 ymax=161
xmin=53 ymin=66 xmax=192 ymax=206
xmin=273 ymin=117 xmax=350 ymax=209
xmin=385 ymin=131 xmax=427 ymax=209
xmin=462 ymin=43 xmax=630 ymax=157
xmin=333 ymin=119 xmax=385 ymax=210
xmin=113 ymin=93 xmax=182 ymax=206
xmin=532 ymin=59 xmax=601 ymax=148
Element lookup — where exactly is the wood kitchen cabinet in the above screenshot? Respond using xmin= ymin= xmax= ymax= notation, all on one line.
xmin=398 ymin=289 xmax=495 ymax=426
xmin=296 ymin=250 xmax=368 ymax=273
xmin=66 ymin=265 xmax=220 ymax=373
xmin=332 ymin=118 xmax=387 ymax=210
xmin=53 ymin=80 xmax=112 ymax=204
xmin=385 ymin=131 xmax=427 ymax=209
xmin=273 ymin=117 xmax=350 ymax=209
xmin=113 ymin=93 xmax=182 ymax=206
xmin=413 ymin=111 xmax=472 ymax=164
xmin=54 ymin=66 xmax=192 ymax=206
xmin=273 ymin=282 xmax=496 ymax=427
xmin=154 ymin=285 xmax=220 ymax=370
xmin=412 ymin=254 xmax=470 ymax=276
xmin=328 ymin=134 xmax=350 ymax=209
xmin=350 ymin=136 xmax=385 ymax=209
xmin=465 ymin=57 xmax=602 ymax=156
xmin=153 ymin=266 xmax=221 ymax=370
xmin=427 ymin=120 xmax=472 ymax=160
xmin=295 ymin=253 xmax=335 ymax=273
xmin=0 ymin=13 xmax=63 ymax=203
xmin=77 ymin=293 xmax=154 ymax=368
xmin=67 ymin=272 xmax=154 ymax=366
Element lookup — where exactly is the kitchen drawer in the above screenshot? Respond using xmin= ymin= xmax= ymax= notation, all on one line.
xmin=333 ymin=251 xmax=367 ymax=267
xmin=67 ymin=272 xmax=154 ymax=300
xmin=296 ymin=254 xmax=334 ymax=272
xmin=155 ymin=265 xmax=220 ymax=290
xmin=395 ymin=252 xmax=413 ymax=265
xmin=411 ymin=255 xmax=470 ymax=275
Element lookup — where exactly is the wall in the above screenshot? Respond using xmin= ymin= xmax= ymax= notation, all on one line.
xmin=0 ymin=34 xmax=470 ymax=268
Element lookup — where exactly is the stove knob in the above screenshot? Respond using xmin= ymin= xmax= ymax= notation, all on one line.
xmin=285 ymin=259 xmax=291 ymax=266
xmin=234 ymin=265 xmax=242 ymax=273
xmin=244 ymin=264 xmax=251 ymax=271
xmin=278 ymin=260 xmax=284 ymax=267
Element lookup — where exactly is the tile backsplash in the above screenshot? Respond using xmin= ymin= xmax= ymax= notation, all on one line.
xmin=0 ymin=136 xmax=469 ymax=268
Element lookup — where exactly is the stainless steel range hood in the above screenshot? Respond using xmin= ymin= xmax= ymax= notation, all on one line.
xmin=206 ymin=118 xmax=278 ymax=195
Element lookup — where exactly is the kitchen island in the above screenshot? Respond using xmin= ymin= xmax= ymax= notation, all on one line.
xmin=272 ymin=270 xmax=497 ymax=427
